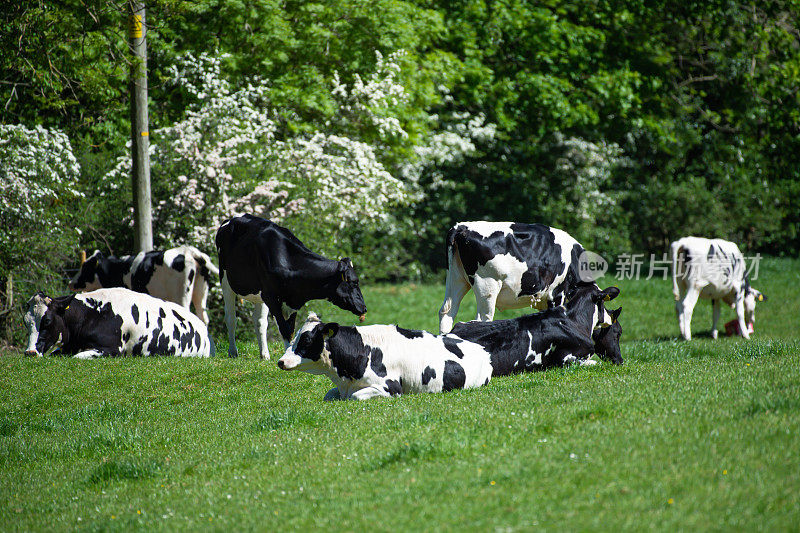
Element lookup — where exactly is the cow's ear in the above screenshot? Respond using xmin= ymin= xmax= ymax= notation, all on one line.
xmin=322 ymin=323 xmax=339 ymax=339
xmin=601 ymin=287 xmax=620 ymax=302
xmin=55 ymin=294 xmax=76 ymax=313
xmin=610 ymin=307 xmax=622 ymax=322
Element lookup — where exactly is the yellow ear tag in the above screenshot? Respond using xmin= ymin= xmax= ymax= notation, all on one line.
xmin=341 ymin=273 xmax=346 ymax=282
xmin=758 ymin=295 xmax=763 ymax=302
xmin=604 ymin=294 xmax=612 ymax=301
xmin=66 ymin=306 xmax=69 ymax=310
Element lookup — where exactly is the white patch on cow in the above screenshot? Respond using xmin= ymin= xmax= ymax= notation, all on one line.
xmin=525 ymin=332 xmax=543 ymax=366
xmin=458 ymin=221 xmax=515 ymax=238
xmin=562 ymin=354 xmax=577 ymax=364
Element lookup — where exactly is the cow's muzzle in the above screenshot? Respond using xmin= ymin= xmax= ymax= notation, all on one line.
xmin=359 ymin=314 xmax=366 ymax=322
xmin=24 ymin=349 xmax=41 ymax=357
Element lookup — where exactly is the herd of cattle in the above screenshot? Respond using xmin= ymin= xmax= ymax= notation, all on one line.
xmin=23 ymin=214 xmax=765 ymax=400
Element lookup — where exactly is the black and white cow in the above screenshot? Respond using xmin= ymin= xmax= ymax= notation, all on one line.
xmin=23 ymin=288 xmax=215 ymax=358
xmin=439 ymin=221 xmax=594 ymax=334
xmin=451 ymin=284 xmax=621 ymax=372
xmin=277 ymin=313 xmax=492 ymax=400
xmin=215 ymin=214 xmax=367 ymax=359
xmin=671 ymin=236 xmax=765 ymax=340
xmin=68 ymin=245 xmax=218 ymax=324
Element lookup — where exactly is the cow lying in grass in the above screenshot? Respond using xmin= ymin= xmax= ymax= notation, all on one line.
xmin=23 ymin=288 xmax=215 ymax=358
xmin=451 ymin=284 xmax=622 ymax=372
xmin=277 ymin=313 xmax=493 ymax=400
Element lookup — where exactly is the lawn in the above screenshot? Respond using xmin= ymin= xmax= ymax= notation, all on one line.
xmin=1 ymin=258 xmax=799 ymax=531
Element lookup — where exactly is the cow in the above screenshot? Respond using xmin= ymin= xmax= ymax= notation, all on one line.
xmin=215 ymin=214 xmax=367 ymax=360
xmin=277 ymin=313 xmax=492 ymax=400
xmin=68 ymin=245 xmax=218 ymax=325
xmin=671 ymin=236 xmax=766 ymax=341
xmin=450 ymin=283 xmax=622 ymax=372
xmin=23 ymin=288 xmax=215 ymax=358
xmin=438 ymin=221 xmax=598 ymax=334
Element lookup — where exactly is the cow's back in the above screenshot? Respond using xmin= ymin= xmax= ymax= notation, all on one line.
xmin=216 ymin=215 xmax=316 ymax=296
xmin=672 ymin=236 xmax=746 ymax=298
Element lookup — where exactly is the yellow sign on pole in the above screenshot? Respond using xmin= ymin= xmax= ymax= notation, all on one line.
xmin=130 ymin=14 xmax=142 ymax=39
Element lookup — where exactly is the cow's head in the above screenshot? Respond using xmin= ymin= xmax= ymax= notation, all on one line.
xmin=592 ymin=307 xmax=623 ymax=365
xmin=566 ymin=283 xmax=620 ymax=331
xmin=330 ymin=258 xmax=367 ymax=321
xmin=68 ymin=250 xmax=104 ymax=291
xmin=743 ymin=287 xmax=766 ymax=325
xmin=278 ymin=313 xmax=336 ymax=374
xmin=23 ymin=292 xmax=74 ymax=356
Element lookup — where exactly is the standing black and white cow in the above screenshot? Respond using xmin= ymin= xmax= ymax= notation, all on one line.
xmin=439 ymin=221 xmax=595 ymax=334
xmin=277 ymin=313 xmax=493 ymax=400
xmin=68 ymin=245 xmax=218 ymax=324
xmin=451 ymin=283 xmax=622 ymax=372
xmin=23 ymin=288 xmax=215 ymax=358
xmin=671 ymin=236 xmax=765 ymax=340
xmin=215 ymin=214 xmax=367 ymax=359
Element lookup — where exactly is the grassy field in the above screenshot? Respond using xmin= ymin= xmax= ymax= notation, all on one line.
xmin=1 ymin=258 xmax=799 ymax=531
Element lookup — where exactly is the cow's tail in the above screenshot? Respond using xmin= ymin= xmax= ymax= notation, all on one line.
xmin=670 ymin=240 xmax=683 ymax=301
xmin=186 ymin=245 xmax=220 ymax=279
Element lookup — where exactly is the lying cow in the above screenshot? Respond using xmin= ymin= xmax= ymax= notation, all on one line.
xmin=216 ymin=214 xmax=367 ymax=359
xmin=671 ymin=236 xmax=765 ymax=340
xmin=439 ymin=221 xmax=595 ymax=334
xmin=277 ymin=313 xmax=492 ymax=400
xmin=451 ymin=284 xmax=621 ymax=372
xmin=68 ymin=245 xmax=218 ymax=324
xmin=23 ymin=288 xmax=215 ymax=358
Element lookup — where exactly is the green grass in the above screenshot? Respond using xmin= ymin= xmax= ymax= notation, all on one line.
xmin=1 ymin=258 xmax=799 ymax=531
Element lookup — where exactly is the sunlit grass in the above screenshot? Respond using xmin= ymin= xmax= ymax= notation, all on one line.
xmin=0 ymin=258 xmax=798 ymax=531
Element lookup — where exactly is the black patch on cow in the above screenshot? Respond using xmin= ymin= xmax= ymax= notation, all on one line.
xmin=145 ymin=312 xmax=150 ymax=329
xmin=194 ymin=331 xmax=201 ymax=350
xmin=159 ymin=309 xmax=166 ymax=319
xmin=123 ymin=331 xmax=130 ymax=342
xmin=396 ymin=326 xmax=423 ymax=339
xmin=369 ymin=347 xmax=387 ymax=377
xmin=130 ymin=251 xmax=165 ymax=293
xmin=188 ymin=269 xmax=195 ymax=284
xmin=131 ymin=304 xmax=139 ymax=324
xmin=157 ymin=316 xmax=163 ymax=330
xmin=147 ymin=331 xmax=173 ymax=356
xmin=131 ymin=336 xmax=147 ymax=356
xmin=484 ymin=377 xmax=489 ymax=386
xmin=172 ymin=254 xmax=185 ymax=272
xmin=326 ymin=326 xmax=370 ymax=380
xmin=442 ymin=360 xmax=466 ymax=391
xmin=421 ymin=366 xmax=436 ymax=385
xmin=384 ymin=379 xmax=402 ymax=396
xmin=172 ymin=327 xmax=181 ymax=342
xmin=443 ymin=336 xmax=465 ymax=358
xmin=707 ymin=244 xmax=716 ymax=260
xmin=292 ymin=324 xmax=325 ymax=361
xmin=172 ymin=310 xmax=183 ymax=321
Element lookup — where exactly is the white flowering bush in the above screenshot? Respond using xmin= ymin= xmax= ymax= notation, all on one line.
xmin=0 ymin=124 xmax=83 ymax=268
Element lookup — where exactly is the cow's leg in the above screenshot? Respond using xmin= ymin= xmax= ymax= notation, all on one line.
xmin=263 ymin=297 xmax=295 ymax=350
xmin=439 ymin=268 xmax=471 ymax=334
xmin=191 ymin=273 xmax=210 ymax=325
xmin=350 ymin=386 xmax=392 ymax=401
xmin=253 ymin=303 xmax=270 ymax=359
xmin=221 ymin=275 xmax=239 ymax=358
xmin=735 ymin=298 xmax=751 ymax=340
xmin=473 ymin=277 xmax=502 ymax=322
xmin=679 ymin=287 xmax=700 ymax=341
xmin=711 ymin=299 xmax=721 ymax=339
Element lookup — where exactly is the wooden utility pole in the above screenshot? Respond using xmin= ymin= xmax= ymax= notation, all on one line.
xmin=129 ymin=1 xmax=153 ymax=252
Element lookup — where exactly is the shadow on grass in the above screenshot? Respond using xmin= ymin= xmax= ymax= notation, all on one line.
xmin=87 ymin=458 xmax=163 ymax=484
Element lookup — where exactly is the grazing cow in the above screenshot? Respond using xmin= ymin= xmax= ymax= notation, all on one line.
xmin=68 ymin=246 xmax=218 ymax=324
xmin=439 ymin=221 xmax=596 ymax=334
xmin=23 ymin=288 xmax=215 ymax=358
xmin=277 ymin=313 xmax=492 ymax=400
xmin=215 ymin=214 xmax=367 ymax=359
xmin=451 ymin=284 xmax=621 ymax=372
xmin=671 ymin=236 xmax=765 ymax=340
